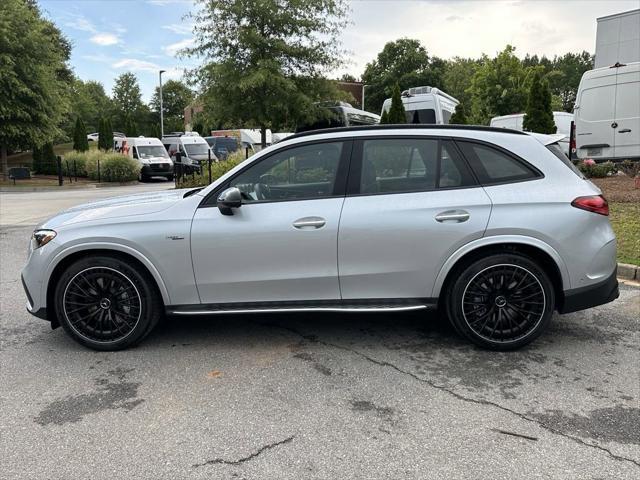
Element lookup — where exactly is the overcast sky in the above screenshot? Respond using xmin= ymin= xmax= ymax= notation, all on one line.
xmin=40 ymin=0 xmax=639 ymax=101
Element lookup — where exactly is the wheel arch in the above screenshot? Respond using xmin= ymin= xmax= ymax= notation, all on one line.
xmin=44 ymin=243 xmax=170 ymax=327
xmin=432 ymin=236 xmax=569 ymax=305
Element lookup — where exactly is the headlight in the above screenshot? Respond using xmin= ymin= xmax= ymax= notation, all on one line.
xmin=31 ymin=229 xmax=56 ymax=249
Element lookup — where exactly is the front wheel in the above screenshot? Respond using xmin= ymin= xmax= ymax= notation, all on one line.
xmin=54 ymin=256 xmax=162 ymax=350
xmin=446 ymin=253 xmax=555 ymax=350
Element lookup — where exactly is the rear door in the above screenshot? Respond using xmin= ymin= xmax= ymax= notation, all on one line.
xmin=337 ymin=136 xmax=492 ymax=301
xmin=575 ymin=71 xmax=616 ymax=160
xmin=613 ymin=66 xmax=640 ymax=158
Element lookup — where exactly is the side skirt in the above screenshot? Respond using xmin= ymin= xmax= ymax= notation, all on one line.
xmin=166 ymin=298 xmax=438 ymax=316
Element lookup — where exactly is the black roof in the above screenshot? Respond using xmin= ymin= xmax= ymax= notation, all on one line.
xmin=286 ymin=124 xmax=527 ymax=141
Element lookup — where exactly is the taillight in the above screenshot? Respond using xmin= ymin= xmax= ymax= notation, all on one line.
xmin=571 ymin=195 xmax=609 ymax=216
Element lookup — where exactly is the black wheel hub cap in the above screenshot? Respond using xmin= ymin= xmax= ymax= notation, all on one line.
xmin=63 ymin=267 xmax=142 ymax=343
xmin=462 ymin=264 xmax=546 ymax=343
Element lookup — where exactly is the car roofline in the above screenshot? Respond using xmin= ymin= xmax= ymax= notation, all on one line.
xmin=287 ymin=124 xmax=527 ymax=141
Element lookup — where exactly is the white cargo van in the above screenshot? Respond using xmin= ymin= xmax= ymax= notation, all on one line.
xmin=574 ymin=62 xmax=640 ymax=161
xmin=114 ymin=136 xmax=173 ymax=182
xmin=162 ymin=132 xmax=216 ymax=173
xmin=490 ymin=112 xmax=574 ymax=157
xmin=381 ymin=86 xmax=459 ymax=124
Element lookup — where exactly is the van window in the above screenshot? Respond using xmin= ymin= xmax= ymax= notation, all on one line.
xmin=457 ymin=141 xmax=540 ymax=185
xmin=406 ymin=109 xmax=436 ymax=124
xmin=184 ymin=143 xmax=209 ymax=156
xmin=442 ymin=110 xmax=452 ymax=125
xmin=579 ymin=85 xmax=615 ymax=121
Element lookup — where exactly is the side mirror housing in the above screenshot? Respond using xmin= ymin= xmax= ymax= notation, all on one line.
xmin=217 ymin=187 xmax=242 ymax=216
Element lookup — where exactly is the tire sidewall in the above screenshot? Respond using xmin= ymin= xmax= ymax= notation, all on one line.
xmin=447 ymin=253 xmax=555 ymax=350
xmin=54 ymin=256 xmax=158 ymax=351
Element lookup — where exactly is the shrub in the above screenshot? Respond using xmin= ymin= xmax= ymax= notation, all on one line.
xmin=577 ymin=160 xmax=617 ymax=178
xmin=61 ymin=150 xmax=90 ymax=177
xmin=86 ymin=152 xmax=139 ymax=182
xmin=177 ymin=149 xmax=246 ymax=188
xmin=618 ymin=160 xmax=640 ymax=178
xmin=37 ymin=142 xmax=59 ymax=175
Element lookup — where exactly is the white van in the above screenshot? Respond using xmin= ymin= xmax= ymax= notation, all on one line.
xmin=114 ymin=136 xmax=173 ymax=182
xmin=381 ymin=86 xmax=459 ymax=124
xmin=211 ymin=129 xmax=273 ymax=153
xmin=490 ymin=112 xmax=574 ymax=157
xmin=574 ymin=62 xmax=640 ymax=161
xmin=162 ymin=132 xmax=216 ymax=173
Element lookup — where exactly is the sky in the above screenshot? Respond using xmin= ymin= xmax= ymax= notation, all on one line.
xmin=39 ymin=0 xmax=639 ymax=102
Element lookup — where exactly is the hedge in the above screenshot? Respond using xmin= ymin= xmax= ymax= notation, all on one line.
xmin=177 ymin=150 xmax=246 ymax=188
xmin=86 ymin=153 xmax=140 ymax=182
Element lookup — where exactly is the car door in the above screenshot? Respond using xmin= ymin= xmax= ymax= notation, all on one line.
xmin=338 ymin=136 xmax=492 ymax=300
xmin=613 ymin=67 xmax=640 ymax=159
xmin=190 ymin=140 xmax=351 ymax=304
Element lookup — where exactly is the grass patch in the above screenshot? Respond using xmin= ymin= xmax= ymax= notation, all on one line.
xmin=609 ymin=202 xmax=640 ymax=266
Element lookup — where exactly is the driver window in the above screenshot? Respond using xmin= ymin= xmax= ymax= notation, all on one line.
xmin=230 ymin=142 xmax=343 ymax=203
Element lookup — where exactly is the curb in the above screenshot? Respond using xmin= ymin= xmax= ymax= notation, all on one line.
xmin=618 ymin=263 xmax=638 ymax=281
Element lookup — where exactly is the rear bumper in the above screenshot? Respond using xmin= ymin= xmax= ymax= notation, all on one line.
xmin=558 ymin=267 xmax=619 ymax=314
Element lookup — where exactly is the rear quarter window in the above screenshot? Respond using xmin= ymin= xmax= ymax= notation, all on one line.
xmin=456 ymin=141 xmax=541 ymax=185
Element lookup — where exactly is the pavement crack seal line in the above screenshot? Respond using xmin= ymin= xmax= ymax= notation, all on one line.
xmin=261 ymin=322 xmax=640 ymax=469
xmin=192 ymin=436 xmax=295 ymax=468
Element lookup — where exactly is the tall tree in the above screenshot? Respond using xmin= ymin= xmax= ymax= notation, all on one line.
xmin=112 ymin=72 xmax=144 ymax=131
xmin=184 ymin=0 xmax=349 ymax=146
xmin=361 ymin=38 xmax=445 ymax=114
xmin=387 ymin=84 xmax=406 ymax=124
xmin=150 ymin=79 xmax=194 ymax=133
xmin=66 ymin=78 xmax=113 ymax=135
xmin=522 ymin=71 xmax=556 ymax=134
xmin=468 ymin=45 xmax=531 ymax=124
xmin=73 ymin=117 xmax=89 ymax=151
xmin=449 ymin=103 xmax=468 ymax=125
xmin=0 ymin=0 xmax=72 ymax=176
xmin=442 ymin=57 xmax=481 ymax=109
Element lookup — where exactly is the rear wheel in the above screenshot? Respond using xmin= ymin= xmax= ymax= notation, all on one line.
xmin=446 ymin=253 xmax=554 ymax=350
xmin=54 ymin=256 xmax=162 ymax=350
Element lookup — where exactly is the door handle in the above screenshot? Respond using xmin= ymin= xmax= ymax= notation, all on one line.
xmin=293 ymin=217 xmax=326 ymax=229
xmin=618 ymin=129 xmax=631 ymax=133
xmin=435 ymin=210 xmax=470 ymax=223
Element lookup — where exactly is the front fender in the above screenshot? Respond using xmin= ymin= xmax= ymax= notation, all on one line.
xmin=42 ymin=242 xmax=171 ymax=307
xmin=430 ymin=235 xmax=571 ymax=298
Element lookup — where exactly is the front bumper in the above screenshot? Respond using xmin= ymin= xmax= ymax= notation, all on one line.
xmin=22 ymin=274 xmax=48 ymax=321
xmin=142 ymin=163 xmax=173 ymax=176
xmin=558 ymin=267 xmax=619 ymax=314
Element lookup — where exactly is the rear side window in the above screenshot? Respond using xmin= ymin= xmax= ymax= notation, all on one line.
xmin=547 ymin=144 xmax=585 ymax=179
xmin=456 ymin=141 xmax=540 ymax=184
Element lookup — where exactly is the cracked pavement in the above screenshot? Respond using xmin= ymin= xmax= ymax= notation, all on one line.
xmin=1 ymin=188 xmax=639 ymax=479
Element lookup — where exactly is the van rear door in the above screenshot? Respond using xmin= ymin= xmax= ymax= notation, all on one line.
xmin=575 ymin=69 xmax=616 ymax=160
xmin=613 ymin=65 xmax=640 ymax=159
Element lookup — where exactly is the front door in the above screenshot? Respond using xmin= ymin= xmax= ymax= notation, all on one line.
xmin=191 ymin=140 xmax=350 ymax=304
xmin=338 ymin=136 xmax=492 ymax=300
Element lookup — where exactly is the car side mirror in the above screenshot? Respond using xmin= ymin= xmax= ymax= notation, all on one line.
xmin=217 ymin=187 xmax=242 ymax=216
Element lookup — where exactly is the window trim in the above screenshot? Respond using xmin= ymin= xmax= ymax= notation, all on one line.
xmin=346 ymin=135 xmax=479 ymax=198
xmin=453 ymin=139 xmax=544 ymax=186
xmin=199 ymin=138 xmax=354 ymax=208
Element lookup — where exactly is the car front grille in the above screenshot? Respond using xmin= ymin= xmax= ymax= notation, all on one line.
xmin=150 ymin=163 xmax=170 ymax=171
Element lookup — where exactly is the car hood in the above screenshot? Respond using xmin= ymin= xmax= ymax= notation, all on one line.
xmin=40 ymin=188 xmax=191 ymax=229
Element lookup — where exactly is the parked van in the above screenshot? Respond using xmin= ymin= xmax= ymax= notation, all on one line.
xmin=574 ymin=62 xmax=640 ymax=161
xmin=381 ymin=86 xmax=459 ymax=124
xmin=204 ymin=135 xmax=239 ymax=160
xmin=114 ymin=136 xmax=173 ymax=182
xmin=490 ymin=112 xmax=574 ymax=157
xmin=162 ymin=132 xmax=216 ymax=173
xmin=210 ymin=129 xmax=274 ymax=153
xmin=295 ymin=102 xmax=380 ymax=133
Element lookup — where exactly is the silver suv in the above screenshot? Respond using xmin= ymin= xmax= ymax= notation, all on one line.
xmin=22 ymin=126 xmax=619 ymax=351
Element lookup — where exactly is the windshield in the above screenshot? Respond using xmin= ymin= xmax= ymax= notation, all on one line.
xmin=184 ymin=143 xmax=210 ymax=156
xmin=547 ymin=144 xmax=585 ymax=179
xmin=136 ymin=145 xmax=169 ymax=159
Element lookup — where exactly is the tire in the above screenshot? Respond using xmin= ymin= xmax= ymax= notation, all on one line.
xmin=445 ymin=253 xmax=555 ymax=350
xmin=53 ymin=255 xmax=163 ymax=351
xmin=166 ymin=174 xmax=174 ymax=182
xmin=140 ymin=174 xmax=150 ymax=183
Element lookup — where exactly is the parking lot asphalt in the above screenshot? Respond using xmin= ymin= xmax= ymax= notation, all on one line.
xmin=1 ymin=186 xmax=639 ymax=479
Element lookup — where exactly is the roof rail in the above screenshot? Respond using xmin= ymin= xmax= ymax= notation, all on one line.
xmin=286 ymin=124 xmax=528 ymax=141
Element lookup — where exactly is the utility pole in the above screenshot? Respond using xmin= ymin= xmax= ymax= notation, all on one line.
xmin=362 ymin=84 xmax=370 ymax=112
xmin=159 ymin=70 xmax=166 ymax=138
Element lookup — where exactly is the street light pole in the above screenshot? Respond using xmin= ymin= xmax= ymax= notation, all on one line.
xmin=362 ymin=84 xmax=369 ymax=112
xmin=159 ymin=70 xmax=166 ymax=138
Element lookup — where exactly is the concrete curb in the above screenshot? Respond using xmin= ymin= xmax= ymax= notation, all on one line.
xmin=618 ymin=263 xmax=639 ymax=281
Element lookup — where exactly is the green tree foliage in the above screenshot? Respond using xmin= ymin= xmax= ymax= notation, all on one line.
xmin=379 ymin=109 xmax=389 ymax=124
xmin=184 ymin=0 xmax=349 ymax=146
xmin=38 ymin=142 xmax=58 ymax=175
xmin=31 ymin=144 xmax=42 ymax=173
xmin=361 ymin=38 xmax=445 ymax=115
xmin=112 ymin=72 xmax=146 ymax=132
xmin=0 ymin=0 xmax=72 ymax=176
xmin=66 ymin=78 xmax=113 ymax=135
xmin=442 ymin=57 xmax=481 ymax=109
xmin=449 ymin=103 xmax=468 ymax=125
xmin=124 ymin=116 xmax=138 ymax=137
xmin=523 ymin=72 xmax=556 ymax=134
xmin=468 ymin=45 xmax=531 ymax=124
xmin=73 ymin=117 xmax=89 ymax=151
xmin=387 ymin=84 xmax=407 ymax=123
xmin=98 ymin=118 xmax=113 ymax=151
xmin=150 ymin=79 xmax=195 ymax=133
